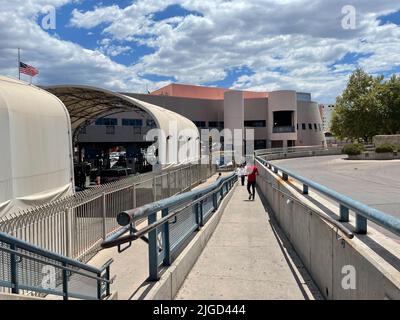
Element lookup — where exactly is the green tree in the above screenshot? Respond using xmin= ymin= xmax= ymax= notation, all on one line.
xmin=378 ymin=75 xmax=400 ymax=134
xmin=331 ymin=69 xmax=383 ymax=142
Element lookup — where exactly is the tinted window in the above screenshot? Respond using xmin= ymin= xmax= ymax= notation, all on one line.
xmin=122 ymin=119 xmax=143 ymax=127
xmin=244 ymin=120 xmax=266 ymax=127
xmin=95 ymin=118 xmax=118 ymax=126
xmin=302 ymin=123 xmax=306 ymax=130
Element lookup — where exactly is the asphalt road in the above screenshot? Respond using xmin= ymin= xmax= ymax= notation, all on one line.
xmin=271 ymin=155 xmax=400 ymax=238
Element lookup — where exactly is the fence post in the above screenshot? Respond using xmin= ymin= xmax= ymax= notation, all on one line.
xmin=213 ymin=191 xmax=218 ymax=212
xmin=62 ymin=262 xmax=68 ymax=300
xmin=10 ymin=243 xmax=19 ymax=294
xmin=339 ymin=204 xmax=349 ymax=222
xmin=355 ymin=214 xmax=367 ymax=234
xmin=102 ymin=192 xmax=107 ymax=240
xmin=153 ymin=176 xmax=157 ymax=202
xmin=148 ymin=213 xmax=159 ymax=281
xmin=162 ymin=208 xmax=171 ymax=266
xmin=132 ymin=184 xmax=137 ymax=209
xmin=65 ymin=208 xmax=72 ymax=257
xmin=167 ymin=172 xmax=171 ymax=197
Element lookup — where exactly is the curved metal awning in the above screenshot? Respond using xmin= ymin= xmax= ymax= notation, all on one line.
xmin=43 ymin=85 xmax=200 ymax=168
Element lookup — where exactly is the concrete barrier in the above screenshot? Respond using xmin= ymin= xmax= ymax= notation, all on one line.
xmin=256 ymin=161 xmax=400 ymax=300
xmin=132 ymin=182 xmax=238 ymax=300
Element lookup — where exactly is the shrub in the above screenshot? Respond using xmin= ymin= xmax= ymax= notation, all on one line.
xmin=342 ymin=144 xmax=365 ymax=156
xmin=375 ymin=143 xmax=396 ymax=153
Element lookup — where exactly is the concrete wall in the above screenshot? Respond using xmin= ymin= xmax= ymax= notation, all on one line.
xmin=256 ymin=159 xmax=400 ymax=300
xmin=373 ymin=135 xmax=400 ymax=146
xmin=267 ymin=90 xmax=298 ymax=145
xmin=224 ymin=91 xmax=244 ymax=151
xmin=297 ymin=101 xmax=326 ymax=146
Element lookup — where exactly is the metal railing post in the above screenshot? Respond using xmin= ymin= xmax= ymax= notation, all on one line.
xmin=62 ymin=262 xmax=68 ymax=300
xmin=102 ymin=192 xmax=107 ymax=240
xmin=162 ymin=208 xmax=171 ymax=266
xmin=167 ymin=172 xmax=171 ymax=197
xmin=356 ymin=214 xmax=367 ymax=234
xmin=148 ymin=213 xmax=159 ymax=281
xmin=340 ymin=204 xmax=349 ymax=222
xmin=65 ymin=208 xmax=72 ymax=257
xmin=213 ymin=191 xmax=218 ymax=212
xmin=199 ymin=200 xmax=204 ymax=227
xmin=10 ymin=243 xmax=18 ymax=294
xmin=97 ymin=272 xmax=102 ymax=300
xmin=133 ymin=184 xmax=137 ymax=209
xmin=153 ymin=176 xmax=157 ymax=202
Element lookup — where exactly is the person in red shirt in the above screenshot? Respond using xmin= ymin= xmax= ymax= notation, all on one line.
xmin=246 ymin=164 xmax=259 ymax=200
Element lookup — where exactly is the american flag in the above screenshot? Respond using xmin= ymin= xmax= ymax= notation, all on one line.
xmin=19 ymin=62 xmax=39 ymax=77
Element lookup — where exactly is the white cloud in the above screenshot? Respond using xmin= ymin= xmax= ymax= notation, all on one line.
xmin=1 ymin=0 xmax=400 ymax=103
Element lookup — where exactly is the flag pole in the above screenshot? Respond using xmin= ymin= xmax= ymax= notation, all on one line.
xmin=18 ymin=48 xmax=21 ymax=80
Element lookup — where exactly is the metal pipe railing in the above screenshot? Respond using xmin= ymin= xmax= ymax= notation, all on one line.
xmin=0 ymin=231 xmax=113 ymax=300
xmin=101 ymin=172 xmax=237 ymax=281
xmin=255 ymin=156 xmax=400 ymax=237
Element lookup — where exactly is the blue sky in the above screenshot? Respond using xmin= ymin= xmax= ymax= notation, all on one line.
xmin=1 ymin=0 xmax=400 ymax=103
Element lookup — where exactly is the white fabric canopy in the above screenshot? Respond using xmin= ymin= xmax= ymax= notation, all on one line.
xmin=0 ymin=76 xmax=74 ymax=218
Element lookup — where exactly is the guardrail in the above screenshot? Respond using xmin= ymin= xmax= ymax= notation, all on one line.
xmin=0 ymin=232 xmax=113 ymax=300
xmin=101 ymin=173 xmax=237 ymax=281
xmin=255 ymin=155 xmax=400 ymax=237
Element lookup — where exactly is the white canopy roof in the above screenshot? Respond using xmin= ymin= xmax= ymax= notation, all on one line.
xmin=0 ymin=76 xmax=74 ymax=218
xmin=45 ymin=85 xmax=200 ymax=169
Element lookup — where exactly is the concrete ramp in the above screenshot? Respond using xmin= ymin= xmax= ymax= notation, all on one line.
xmin=175 ymin=184 xmax=322 ymax=300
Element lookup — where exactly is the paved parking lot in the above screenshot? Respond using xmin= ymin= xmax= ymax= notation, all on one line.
xmin=271 ymin=155 xmax=400 ymax=238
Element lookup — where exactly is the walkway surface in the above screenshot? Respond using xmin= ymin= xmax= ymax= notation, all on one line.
xmin=175 ymin=184 xmax=322 ymax=300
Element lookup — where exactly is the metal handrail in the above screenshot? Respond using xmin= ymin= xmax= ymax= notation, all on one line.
xmin=116 ymin=172 xmax=236 ymax=227
xmin=255 ymin=156 xmax=400 ymax=236
xmin=0 ymin=231 xmax=113 ymax=300
xmin=101 ymin=172 xmax=237 ymax=281
xmin=257 ymin=173 xmax=354 ymax=239
xmin=102 ymin=181 xmax=228 ymax=249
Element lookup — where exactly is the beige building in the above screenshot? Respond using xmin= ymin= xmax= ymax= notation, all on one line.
xmin=77 ymin=83 xmax=325 ymax=157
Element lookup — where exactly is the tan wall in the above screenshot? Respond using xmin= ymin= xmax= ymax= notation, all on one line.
xmin=373 ymin=135 xmax=400 ymax=146
xmin=268 ymin=91 xmax=298 ymax=143
xmin=256 ymin=159 xmax=400 ymax=300
xmin=224 ymin=91 xmax=244 ymax=150
xmin=297 ymin=101 xmax=325 ymax=146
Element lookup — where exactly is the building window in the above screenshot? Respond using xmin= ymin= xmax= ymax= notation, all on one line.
xmin=194 ymin=121 xmax=206 ymax=128
xmin=95 ymin=118 xmax=118 ymax=126
xmin=308 ymin=123 xmax=312 ymax=130
xmin=122 ymin=119 xmax=143 ymax=127
xmin=314 ymin=123 xmax=318 ymax=130
xmin=296 ymin=123 xmax=299 ymax=130
xmin=146 ymin=119 xmax=156 ymax=128
xmin=244 ymin=120 xmax=266 ymax=127
xmin=302 ymin=123 xmax=306 ymax=130
xmin=209 ymin=121 xmax=224 ymax=128
xmin=106 ymin=126 xmax=115 ymax=135
xmin=254 ymin=140 xmax=267 ymax=150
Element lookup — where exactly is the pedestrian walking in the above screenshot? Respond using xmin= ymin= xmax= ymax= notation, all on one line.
xmin=236 ymin=164 xmax=246 ymax=186
xmin=246 ymin=164 xmax=259 ymax=200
